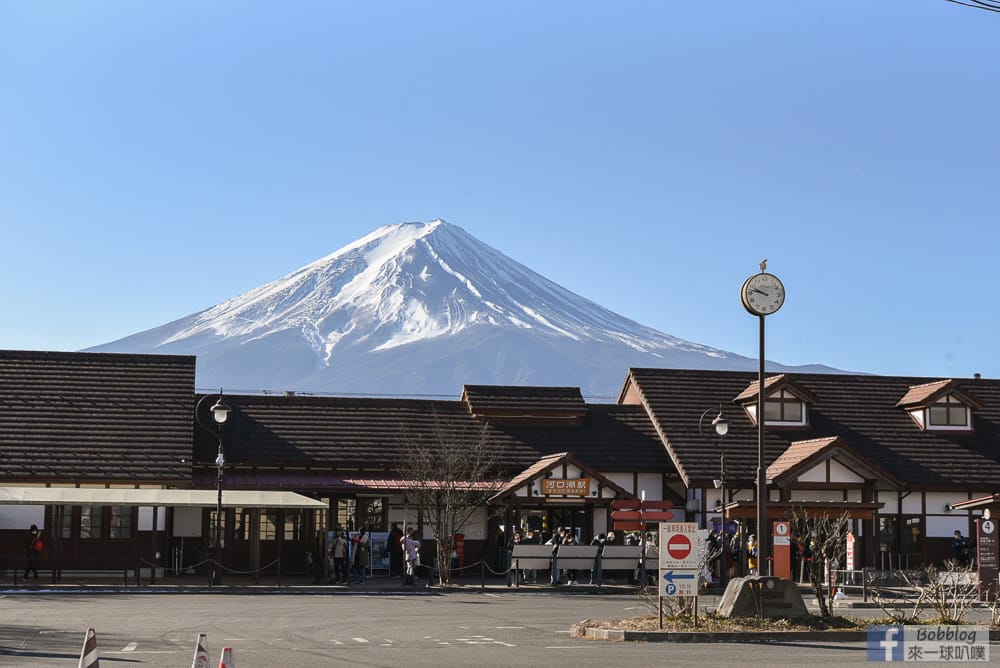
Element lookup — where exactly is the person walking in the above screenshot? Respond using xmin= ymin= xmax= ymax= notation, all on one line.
xmin=747 ymin=534 xmax=759 ymax=575
xmin=24 ymin=524 xmax=42 ymax=580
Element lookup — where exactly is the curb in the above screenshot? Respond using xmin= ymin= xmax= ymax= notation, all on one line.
xmin=580 ymin=628 xmax=869 ymax=643
xmin=580 ymin=627 xmax=1000 ymax=643
xmin=0 ymin=583 xmax=635 ymax=595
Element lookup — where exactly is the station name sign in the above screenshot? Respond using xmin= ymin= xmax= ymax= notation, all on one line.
xmin=541 ymin=478 xmax=591 ymax=496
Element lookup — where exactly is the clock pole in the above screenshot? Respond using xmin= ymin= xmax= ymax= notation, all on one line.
xmin=757 ymin=311 xmax=767 ymax=575
xmin=740 ymin=260 xmax=784 ymax=579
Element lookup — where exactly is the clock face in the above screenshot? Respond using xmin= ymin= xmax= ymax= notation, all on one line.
xmin=741 ymin=273 xmax=785 ymax=316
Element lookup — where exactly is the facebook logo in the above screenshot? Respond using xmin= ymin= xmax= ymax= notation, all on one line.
xmin=868 ymin=625 xmax=905 ymax=662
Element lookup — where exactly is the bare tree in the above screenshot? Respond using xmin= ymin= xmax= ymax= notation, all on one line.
xmin=870 ymin=559 xmax=980 ymax=625
xmin=398 ymin=417 xmax=502 ymax=586
xmin=790 ymin=508 xmax=851 ymax=618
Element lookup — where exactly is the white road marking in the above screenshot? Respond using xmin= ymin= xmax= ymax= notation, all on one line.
xmin=494 ymin=626 xmax=524 ymax=629
xmin=456 ymin=636 xmax=516 ymax=647
xmin=104 ymin=651 xmax=179 ymax=655
xmin=352 ymin=637 xmax=369 ymax=644
xmin=329 ymin=639 xmax=343 ymax=645
xmin=121 ymin=642 xmax=138 ymax=652
xmin=484 ymin=593 xmax=503 ymax=598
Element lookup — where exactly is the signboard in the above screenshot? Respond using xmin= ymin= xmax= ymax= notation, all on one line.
xmin=660 ymin=568 xmax=698 ymax=597
xmin=846 ymin=531 xmax=856 ymax=571
xmin=773 ymin=521 xmax=791 ymax=579
xmin=659 ymin=522 xmax=699 ymax=570
xmin=611 ymin=499 xmax=674 ymax=531
xmin=541 ymin=478 xmax=591 ymax=496
xmin=773 ymin=521 xmax=790 ymax=546
xmin=978 ymin=517 xmax=998 ymax=601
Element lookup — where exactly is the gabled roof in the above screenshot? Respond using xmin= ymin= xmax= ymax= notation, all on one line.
xmin=461 ymin=385 xmax=587 ymax=422
xmin=620 ymin=367 xmax=1000 ymax=489
xmin=0 ymin=350 xmax=196 ymax=483
xmin=734 ymin=374 xmax=818 ymax=404
xmin=766 ymin=436 xmax=899 ymax=488
xmin=896 ymin=379 xmax=983 ymax=409
xmin=488 ymin=451 xmax=632 ymax=503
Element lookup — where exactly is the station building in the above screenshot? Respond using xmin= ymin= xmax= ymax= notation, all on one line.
xmin=1 ymin=349 xmax=997 ymax=577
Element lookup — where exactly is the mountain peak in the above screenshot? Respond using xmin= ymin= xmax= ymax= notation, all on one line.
xmin=88 ymin=221 xmax=834 ymax=395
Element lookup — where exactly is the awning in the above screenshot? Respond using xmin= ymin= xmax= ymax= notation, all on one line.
xmin=0 ymin=486 xmax=327 ymax=509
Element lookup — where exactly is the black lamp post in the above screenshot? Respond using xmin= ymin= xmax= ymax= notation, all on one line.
xmin=699 ymin=405 xmax=729 ymax=591
xmin=196 ymin=390 xmax=231 ymax=585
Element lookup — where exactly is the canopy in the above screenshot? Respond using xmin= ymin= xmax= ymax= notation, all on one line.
xmin=0 ymin=486 xmax=326 ymax=509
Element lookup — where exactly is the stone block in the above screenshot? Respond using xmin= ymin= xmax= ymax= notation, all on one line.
xmin=716 ymin=576 xmax=809 ymax=619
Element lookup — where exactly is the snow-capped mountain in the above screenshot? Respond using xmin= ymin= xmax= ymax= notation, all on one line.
xmin=88 ymin=220 xmax=833 ymax=396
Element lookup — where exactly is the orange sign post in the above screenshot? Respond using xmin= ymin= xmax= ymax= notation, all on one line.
xmin=772 ymin=521 xmax=791 ymax=579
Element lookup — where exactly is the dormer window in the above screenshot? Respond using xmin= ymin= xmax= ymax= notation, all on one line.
xmin=764 ymin=388 xmax=804 ymax=423
xmin=735 ymin=375 xmax=815 ymax=427
xmin=928 ymin=394 xmax=970 ymax=428
xmin=896 ymin=379 xmax=980 ymax=432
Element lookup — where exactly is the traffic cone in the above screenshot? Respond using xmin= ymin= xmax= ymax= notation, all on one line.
xmin=78 ymin=627 xmax=99 ymax=668
xmin=191 ymin=633 xmax=209 ymax=668
xmin=218 ymin=647 xmax=235 ymax=668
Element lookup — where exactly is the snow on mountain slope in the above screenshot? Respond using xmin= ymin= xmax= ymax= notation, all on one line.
xmin=87 ymin=220 xmax=834 ymax=396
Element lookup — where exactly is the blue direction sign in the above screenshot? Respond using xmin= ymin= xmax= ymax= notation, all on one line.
xmin=662 ymin=570 xmax=695 ymax=584
xmin=660 ymin=569 xmax=698 ymax=597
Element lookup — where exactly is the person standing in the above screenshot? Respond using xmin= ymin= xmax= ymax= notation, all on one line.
xmin=352 ymin=527 xmax=370 ymax=583
xmin=387 ymin=523 xmax=404 ymax=578
xmin=403 ymin=527 xmax=421 ymax=585
xmin=523 ymin=529 xmax=540 ymax=583
xmin=747 ymin=534 xmax=759 ymax=575
xmin=508 ymin=528 xmax=524 ymax=585
xmin=331 ymin=530 xmax=349 ymax=584
xmin=952 ymin=530 xmax=971 ymax=567
xmin=25 ymin=524 xmax=42 ymax=580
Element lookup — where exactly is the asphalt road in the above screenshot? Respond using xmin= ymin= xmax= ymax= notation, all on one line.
xmin=0 ymin=591 xmax=991 ymax=667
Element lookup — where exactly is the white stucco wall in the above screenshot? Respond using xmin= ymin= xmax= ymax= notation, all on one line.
xmin=829 ymin=460 xmax=864 ymax=483
xmin=601 ymin=472 xmax=633 ymax=494
xmin=901 ymin=493 xmax=924 ymax=514
xmin=926 ymin=515 xmax=970 ymax=538
xmin=636 ymin=473 xmax=662 ymax=501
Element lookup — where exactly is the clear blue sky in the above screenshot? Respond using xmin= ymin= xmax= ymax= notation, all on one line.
xmin=2 ymin=2 xmax=998 ymax=379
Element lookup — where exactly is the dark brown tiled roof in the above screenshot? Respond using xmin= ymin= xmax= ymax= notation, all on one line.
xmin=622 ymin=367 xmax=1000 ymax=489
xmin=461 ymin=385 xmax=587 ymax=421
xmin=0 ymin=350 xmax=196 ymax=483
xmin=193 ymin=394 xmax=670 ymax=481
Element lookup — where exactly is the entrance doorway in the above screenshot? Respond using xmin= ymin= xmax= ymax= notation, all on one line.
xmin=518 ymin=507 xmax=591 ymax=543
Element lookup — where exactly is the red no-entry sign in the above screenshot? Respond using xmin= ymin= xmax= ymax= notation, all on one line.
xmin=666 ymin=534 xmax=692 ymax=560
xmin=659 ymin=522 xmax=700 ymax=570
